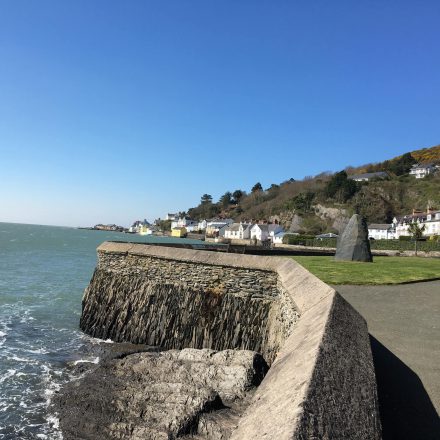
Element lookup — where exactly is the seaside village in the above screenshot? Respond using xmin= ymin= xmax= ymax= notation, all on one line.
xmin=90 ymin=162 xmax=440 ymax=245
xmin=128 ymin=215 xmax=286 ymax=245
xmin=124 ymin=206 xmax=440 ymax=244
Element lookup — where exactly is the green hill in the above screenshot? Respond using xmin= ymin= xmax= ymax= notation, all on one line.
xmin=185 ymin=144 xmax=440 ymax=234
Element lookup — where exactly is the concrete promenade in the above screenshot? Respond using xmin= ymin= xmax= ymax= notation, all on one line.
xmin=337 ymin=281 xmax=440 ymax=440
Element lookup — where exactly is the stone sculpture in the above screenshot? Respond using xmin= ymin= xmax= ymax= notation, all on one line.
xmin=335 ymin=214 xmax=373 ymax=262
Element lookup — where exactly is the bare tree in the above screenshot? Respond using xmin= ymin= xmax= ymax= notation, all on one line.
xmin=407 ymin=221 xmax=426 ymax=256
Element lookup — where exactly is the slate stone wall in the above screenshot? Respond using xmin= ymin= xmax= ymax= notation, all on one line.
xmin=81 ymin=248 xmax=298 ymax=364
xmin=98 ymin=251 xmax=279 ymax=298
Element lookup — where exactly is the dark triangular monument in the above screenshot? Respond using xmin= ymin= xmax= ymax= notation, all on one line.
xmin=335 ymin=214 xmax=373 ymax=262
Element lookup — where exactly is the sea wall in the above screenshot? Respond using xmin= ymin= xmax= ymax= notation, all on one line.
xmin=80 ymin=242 xmax=381 ymax=439
xmin=81 ymin=242 xmax=298 ymax=364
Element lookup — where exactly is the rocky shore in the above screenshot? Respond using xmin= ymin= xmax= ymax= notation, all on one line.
xmin=55 ymin=347 xmax=268 ymax=440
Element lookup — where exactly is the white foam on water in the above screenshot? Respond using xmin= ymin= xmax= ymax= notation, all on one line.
xmin=0 ymin=328 xmax=8 ymax=347
xmin=7 ymin=354 xmax=34 ymax=363
xmin=73 ymin=356 xmax=100 ymax=366
xmin=0 ymin=369 xmax=17 ymax=384
xmin=26 ymin=348 xmax=49 ymax=354
xmin=82 ymin=334 xmax=114 ymax=344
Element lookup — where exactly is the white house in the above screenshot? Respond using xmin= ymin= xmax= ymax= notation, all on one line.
xmin=198 ymin=219 xmax=208 ymax=231
xmin=224 ymin=223 xmax=240 ymax=240
xmin=272 ymin=231 xmax=285 ymax=244
xmin=409 ymin=163 xmax=437 ymax=179
xmin=368 ymin=224 xmax=396 ymax=240
xmin=128 ymin=220 xmax=142 ymax=233
xmin=224 ymin=222 xmax=252 ymax=240
xmin=251 ymin=224 xmax=284 ymax=242
xmin=239 ymin=223 xmax=252 ymax=239
xmin=393 ymin=207 xmax=440 ymax=238
xmin=205 ymin=219 xmax=234 ymax=238
xmin=250 ymin=224 xmax=270 ymax=242
xmin=171 ymin=217 xmax=198 ymax=232
xmin=268 ymin=224 xmax=284 ymax=240
xmin=424 ymin=209 xmax=440 ymax=236
xmin=166 ymin=213 xmax=179 ymax=221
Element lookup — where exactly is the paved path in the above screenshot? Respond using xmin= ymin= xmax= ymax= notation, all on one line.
xmin=337 ymin=281 xmax=440 ymax=440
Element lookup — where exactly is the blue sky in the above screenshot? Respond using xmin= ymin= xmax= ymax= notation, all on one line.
xmin=1 ymin=1 xmax=439 ymax=227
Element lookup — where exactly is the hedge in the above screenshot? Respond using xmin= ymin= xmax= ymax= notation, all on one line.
xmin=282 ymin=235 xmax=440 ymax=252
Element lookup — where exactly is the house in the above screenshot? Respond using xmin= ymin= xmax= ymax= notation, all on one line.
xmin=272 ymin=231 xmax=285 ymax=244
xmin=166 ymin=213 xmax=179 ymax=221
xmin=393 ymin=207 xmax=440 ymax=238
xmin=250 ymin=224 xmax=270 ymax=242
xmin=268 ymin=224 xmax=284 ymax=241
xmin=128 ymin=220 xmax=142 ymax=233
xmin=171 ymin=217 xmax=199 ymax=232
xmin=224 ymin=222 xmax=252 ymax=240
xmin=205 ymin=222 xmax=230 ymax=238
xmin=348 ymin=172 xmax=389 ymax=182
xmin=224 ymin=223 xmax=240 ymax=240
xmin=425 ymin=208 xmax=440 ymax=237
xmin=205 ymin=219 xmax=234 ymax=238
xmin=198 ymin=219 xmax=207 ymax=231
xmin=409 ymin=163 xmax=437 ymax=179
xmin=171 ymin=227 xmax=187 ymax=238
xmin=367 ymin=224 xmax=396 ymax=240
xmin=250 ymin=224 xmax=284 ymax=242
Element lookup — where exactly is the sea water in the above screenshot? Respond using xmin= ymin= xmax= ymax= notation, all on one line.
xmin=0 ymin=223 xmax=204 ymax=439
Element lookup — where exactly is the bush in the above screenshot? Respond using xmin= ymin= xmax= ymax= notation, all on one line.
xmin=399 ymin=236 xmax=411 ymax=241
xmin=281 ymin=237 xmax=440 ymax=252
xmin=370 ymin=239 xmax=440 ymax=252
xmin=282 ymin=235 xmax=337 ymax=247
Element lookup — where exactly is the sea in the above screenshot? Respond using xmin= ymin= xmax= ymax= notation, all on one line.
xmin=0 ymin=222 xmax=205 ymax=439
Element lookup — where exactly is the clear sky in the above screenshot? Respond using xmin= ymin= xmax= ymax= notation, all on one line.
xmin=1 ymin=1 xmax=439 ymax=227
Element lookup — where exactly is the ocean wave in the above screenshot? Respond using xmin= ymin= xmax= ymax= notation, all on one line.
xmin=0 ymin=369 xmax=17 ymax=384
xmin=73 ymin=356 xmax=100 ymax=366
xmin=6 ymin=355 xmax=34 ymax=363
xmin=25 ymin=348 xmax=49 ymax=355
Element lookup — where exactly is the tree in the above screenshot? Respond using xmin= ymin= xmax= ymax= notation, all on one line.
xmin=251 ymin=182 xmax=263 ymax=193
xmin=158 ymin=219 xmax=172 ymax=232
xmin=232 ymin=189 xmax=244 ymax=203
xmin=267 ymin=183 xmax=280 ymax=191
xmin=407 ymin=221 xmax=426 ymax=256
xmin=325 ymin=170 xmax=359 ymax=202
xmin=388 ymin=153 xmax=416 ymax=176
xmin=219 ymin=191 xmax=232 ymax=208
xmin=200 ymin=194 xmax=212 ymax=204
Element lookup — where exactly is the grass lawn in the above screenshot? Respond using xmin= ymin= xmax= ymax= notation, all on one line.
xmin=291 ymin=256 xmax=440 ymax=285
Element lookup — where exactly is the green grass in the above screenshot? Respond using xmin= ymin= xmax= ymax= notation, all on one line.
xmin=291 ymin=256 xmax=440 ymax=285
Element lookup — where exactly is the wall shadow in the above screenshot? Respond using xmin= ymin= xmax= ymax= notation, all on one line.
xmin=370 ymin=335 xmax=440 ymax=439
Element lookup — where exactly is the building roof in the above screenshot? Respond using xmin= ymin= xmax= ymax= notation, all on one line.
xmin=225 ymin=223 xmax=241 ymax=232
xmin=207 ymin=223 xmax=228 ymax=229
xmin=348 ymin=172 xmax=389 ymax=180
xmin=410 ymin=163 xmax=435 ymax=169
xmin=368 ymin=224 xmax=393 ymax=230
xmin=253 ymin=224 xmax=269 ymax=232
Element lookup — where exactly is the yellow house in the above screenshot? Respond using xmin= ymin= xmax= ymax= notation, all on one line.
xmin=171 ymin=227 xmax=187 ymax=238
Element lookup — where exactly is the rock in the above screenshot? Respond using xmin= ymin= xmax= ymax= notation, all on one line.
xmin=335 ymin=214 xmax=373 ymax=262
xmin=55 ymin=348 xmax=268 ymax=440
xmin=80 ymin=270 xmax=286 ymax=364
xmin=289 ymin=214 xmax=303 ymax=233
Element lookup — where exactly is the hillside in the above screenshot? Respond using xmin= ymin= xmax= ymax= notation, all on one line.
xmin=185 ymin=144 xmax=440 ymax=234
xmin=410 ymin=144 xmax=440 ymax=163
